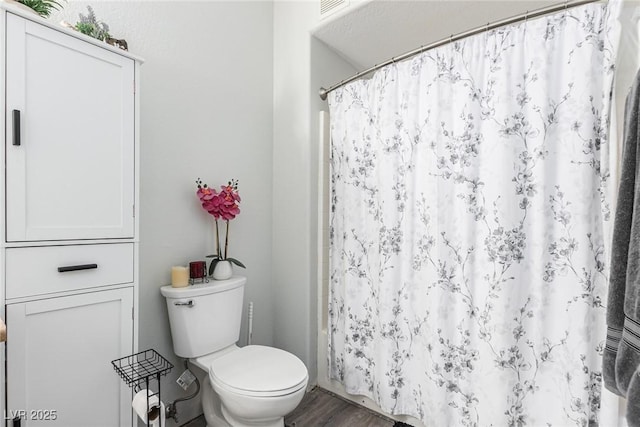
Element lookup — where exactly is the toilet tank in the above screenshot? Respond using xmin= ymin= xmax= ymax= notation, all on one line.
xmin=160 ymin=276 xmax=246 ymax=358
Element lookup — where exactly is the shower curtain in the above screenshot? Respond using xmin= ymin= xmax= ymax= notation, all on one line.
xmin=327 ymin=3 xmax=621 ymax=426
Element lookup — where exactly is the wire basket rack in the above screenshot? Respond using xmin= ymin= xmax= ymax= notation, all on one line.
xmin=112 ymin=349 xmax=174 ymax=426
xmin=111 ymin=349 xmax=174 ymax=391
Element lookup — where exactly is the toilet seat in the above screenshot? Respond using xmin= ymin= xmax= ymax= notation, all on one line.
xmin=209 ymin=345 xmax=308 ymax=398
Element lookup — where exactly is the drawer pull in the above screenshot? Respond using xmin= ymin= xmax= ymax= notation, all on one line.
xmin=12 ymin=110 xmax=20 ymax=146
xmin=57 ymin=263 xmax=98 ymax=273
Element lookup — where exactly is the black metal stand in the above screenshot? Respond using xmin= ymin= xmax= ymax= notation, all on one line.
xmin=111 ymin=349 xmax=174 ymax=427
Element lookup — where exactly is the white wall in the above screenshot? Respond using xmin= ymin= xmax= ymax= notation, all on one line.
xmin=272 ymin=0 xmax=357 ymax=389
xmin=51 ymin=2 xmax=274 ymax=425
xmin=309 ymin=34 xmax=357 ymax=385
xmin=272 ymin=0 xmax=317 ymax=386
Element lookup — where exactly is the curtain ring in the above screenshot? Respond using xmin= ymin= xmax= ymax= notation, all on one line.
xmin=525 ymin=10 xmax=529 ymax=22
xmin=449 ymin=34 xmax=453 ymax=44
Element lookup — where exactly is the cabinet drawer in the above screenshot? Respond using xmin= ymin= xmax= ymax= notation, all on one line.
xmin=6 ymin=244 xmax=134 ymax=299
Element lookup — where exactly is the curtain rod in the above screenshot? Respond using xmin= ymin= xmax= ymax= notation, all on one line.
xmin=318 ymin=0 xmax=601 ymax=100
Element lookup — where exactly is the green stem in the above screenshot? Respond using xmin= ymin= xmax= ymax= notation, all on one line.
xmin=215 ymin=219 xmax=221 ymax=258
xmin=224 ymin=221 xmax=229 ymax=260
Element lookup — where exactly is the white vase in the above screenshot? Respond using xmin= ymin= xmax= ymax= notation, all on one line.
xmin=212 ymin=260 xmax=233 ymax=280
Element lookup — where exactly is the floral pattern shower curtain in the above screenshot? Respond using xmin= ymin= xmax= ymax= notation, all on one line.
xmin=328 ymin=4 xmax=620 ymax=426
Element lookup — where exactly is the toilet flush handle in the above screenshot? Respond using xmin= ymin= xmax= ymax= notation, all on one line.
xmin=174 ymin=300 xmax=195 ymax=307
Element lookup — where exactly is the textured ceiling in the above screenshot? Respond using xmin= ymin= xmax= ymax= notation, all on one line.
xmin=311 ymin=0 xmax=559 ymax=70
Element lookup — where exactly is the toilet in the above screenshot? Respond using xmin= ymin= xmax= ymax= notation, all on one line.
xmin=161 ymin=276 xmax=308 ymax=427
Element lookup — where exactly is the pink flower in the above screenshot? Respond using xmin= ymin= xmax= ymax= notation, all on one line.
xmin=197 ymin=186 xmax=219 ymax=216
xmin=196 ymin=179 xmax=242 ymax=220
xmin=195 ymin=178 xmax=245 ymax=270
xmin=216 ymin=184 xmax=241 ymax=220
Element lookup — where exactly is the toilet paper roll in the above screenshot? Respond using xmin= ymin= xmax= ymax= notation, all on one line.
xmin=132 ymin=389 xmax=165 ymax=426
xmin=151 ymin=402 xmax=165 ymax=427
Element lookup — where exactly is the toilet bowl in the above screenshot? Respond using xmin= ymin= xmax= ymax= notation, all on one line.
xmin=209 ymin=345 xmax=307 ymax=427
xmin=192 ymin=344 xmax=308 ymax=427
xmin=160 ymin=277 xmax=309 ymax=427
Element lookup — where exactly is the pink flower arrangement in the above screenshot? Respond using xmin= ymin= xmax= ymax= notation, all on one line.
xmin=196 ymin=178 xmax=246 ymax=275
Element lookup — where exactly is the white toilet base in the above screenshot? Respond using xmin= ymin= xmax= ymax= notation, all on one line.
xmin=202 ymin=376 xmax=285 ymax=427
xmin=202 ymin=377 xmax=231 ymax=427
xmin=221 ymin=405 xmax=284 ymax=427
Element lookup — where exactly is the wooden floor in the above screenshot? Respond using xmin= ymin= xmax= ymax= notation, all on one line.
xmin=181 ymin=387 xmax=395 ymax=427
xmin=286 ymin=387 xmax=394 ymax=427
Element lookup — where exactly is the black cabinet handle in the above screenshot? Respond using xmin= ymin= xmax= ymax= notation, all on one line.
xmin=12 ymin=110 xmax=20 ymax=146
xmin=57 ymin=263 xmax=98 ymax=273
xmin=13 ymin=416 xmax=21 ymax=427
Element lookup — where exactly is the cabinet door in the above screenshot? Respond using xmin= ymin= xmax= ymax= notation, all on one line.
xmin=6 ymin=13 xmax=135 ymax=242
xmin=6 ymin=287 xmax=134 ymax=426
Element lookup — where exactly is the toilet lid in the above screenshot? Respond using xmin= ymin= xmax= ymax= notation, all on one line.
xmin=209 ymin=345 xmax=308 ymax=395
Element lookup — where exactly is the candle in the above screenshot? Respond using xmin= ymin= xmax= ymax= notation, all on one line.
xmin=189 ymin=261 xmax=206 ymax=281
xmin=171 ymin=266 xmax=189 ymax=288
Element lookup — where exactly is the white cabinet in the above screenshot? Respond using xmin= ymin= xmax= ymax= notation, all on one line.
xmin=6 ymin=288 xmax=134 ymax=427
xmin=5 ymin=12 xmax=135 ymax=242
xmin=1 ymin=6 xmax=141 ymax=427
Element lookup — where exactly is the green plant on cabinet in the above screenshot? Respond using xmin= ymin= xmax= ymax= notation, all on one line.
xmin=16 ymin=0 xmax=62 ymax=17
